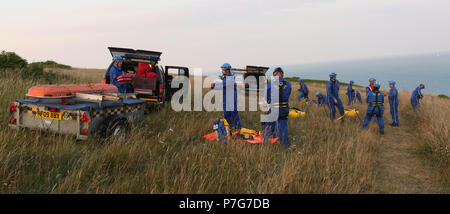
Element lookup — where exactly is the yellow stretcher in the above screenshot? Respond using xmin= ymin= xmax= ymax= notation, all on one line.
xmin=289 ymin=108 xmax=306 ymax=118
xmin=336 ymin=109 xmax=360 ymax=121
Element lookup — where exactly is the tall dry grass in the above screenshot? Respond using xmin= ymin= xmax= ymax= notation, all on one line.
xmin=3 ymin=68 xmax=443 ymax=193
xmin=400 ymin=91 xmax=450 ymax=187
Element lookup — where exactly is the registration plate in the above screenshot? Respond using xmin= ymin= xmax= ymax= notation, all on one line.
xmin=36 ymin=110 xmax=62 ymax=120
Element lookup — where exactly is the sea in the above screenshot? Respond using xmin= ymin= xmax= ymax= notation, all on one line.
xmin=282 ymin=52 xmax=450 ymax=96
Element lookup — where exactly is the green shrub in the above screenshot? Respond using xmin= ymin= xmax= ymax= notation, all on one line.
xmin=438 ymin=94 xmax=449 ymax=99
xmin=29 ymin=60 xmax=71 ymax=69
xmin=0 ymin=51 xmax=28 ymax=70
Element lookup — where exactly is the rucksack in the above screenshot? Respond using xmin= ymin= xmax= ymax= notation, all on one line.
xmin=213 ymin=119 xmax=230 ymax=143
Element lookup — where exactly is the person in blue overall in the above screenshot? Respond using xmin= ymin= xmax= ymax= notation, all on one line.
xmin=388 ymin=81 xmax=399 ymax=127
xmin=263 ymin=67 xmax=292 ymax=148
xmin=109 ymin=55 xmax=133 ymax=93
xmin=362 ymin=82 xmax=385 ymax=134
xmin=212 ymin=63 xmax=242 ymax=131
xmin=297 ymin=78 xmax=309 ymax=101
xmin=326 ymin=72 xmax=345 ymax=119
xmin=346 ymin=80 xmax=356 ymax=105
xmin=411 ymin=84 xmax=425 ymax=110
xmin=366 ymin=78 xmax=376 ymax=101
xmin=316 ymin=92 xmax=327 ymax=106
xmin=366 ymin=78 xmax=377 ymax=121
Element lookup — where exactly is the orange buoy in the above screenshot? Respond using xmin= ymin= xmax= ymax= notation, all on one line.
xmin=26 ymin=84 xmax=118 ymax=99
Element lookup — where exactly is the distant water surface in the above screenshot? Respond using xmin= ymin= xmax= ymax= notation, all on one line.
xmin=282 ymin=52 xmax=450 ymax=95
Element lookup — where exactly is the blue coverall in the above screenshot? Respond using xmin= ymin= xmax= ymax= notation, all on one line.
xmin=356 ymin=91 xmax=363 ymax=103
xmin=346 ymin=83 xmax=355 ymax=105
xmin=411 ymin=87 xmax=423 ymax=110
xmin=362 ymin=90 xmax=385 ymax=131
xmin=213 ymin=72 xmax=242 ymax=130
xmin=298 ymin=82 xmax=309 ymax=101
xmin=317 ymin=94 xmax=327 ymax=106
xmin=366 ymin=86 xmax=377 ymax=121
xmin=109 ymin=65 xmax=133 ymax=93
xmin=327 ymin=80 xmax=345 ymax=119
xmin=389 ymin=86 xmax=399 ymax=126
xmin=263 ymin=77 xmax=292 ymax=147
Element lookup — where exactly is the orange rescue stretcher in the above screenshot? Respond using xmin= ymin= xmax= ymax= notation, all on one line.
xmin=26 ymin=84 xmax=118 ymax=99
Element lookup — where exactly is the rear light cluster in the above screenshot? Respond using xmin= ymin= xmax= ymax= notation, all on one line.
xmin=80 ymin=112 xmax=89 ymax=122
xmin=159 ymin=84 xmax=164 ymax=98
xmin=9 ymin=103 xmax=17 ymax=124
xmin=9 ymin=103 xmax=17 ymax=113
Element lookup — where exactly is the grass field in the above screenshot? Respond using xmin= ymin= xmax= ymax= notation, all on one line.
xmin=0 ymin=68 xmax=448 ymax=193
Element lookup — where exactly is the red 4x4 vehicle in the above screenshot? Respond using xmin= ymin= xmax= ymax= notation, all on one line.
xmin=104 ymin=47 xmax=189 ymax=105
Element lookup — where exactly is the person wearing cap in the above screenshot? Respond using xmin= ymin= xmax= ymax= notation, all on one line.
xmin=326 ymin=72 xmax=345 ymax=119
xmin=366 ymin=78 xmax=376 ymax=102
xmin=297 ymin=77 xmax=309 ymax=101
xmin=346 ymin=80 xmax=356 ymax=105
xmin=362 ymin=82 xmax=385 ymax=134
xmin=109 ymin=55 xmax=131 ymax=93
xmin=411 ymin=84 xmax=425 ymax=110
xmin=316 ymin=91 xmax=327 ymax=106
xmin=212 ymin=63 xmax=242 ymax=131
xmin=262 ymin=67 xmax=292 ymax=147
xmin=388 ymin=81 xmax=399 ymax=127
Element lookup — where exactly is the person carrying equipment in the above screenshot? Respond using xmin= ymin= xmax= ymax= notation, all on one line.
xmin=212 ymin=63 xmax=242 ymax=131
xmin=109 ymin=55 xmax=133 ymax=93
xmin=263 ymin=67 xmax=292 ymax=148
xmin=362 ymin=82 xmax=385 ymax=134
xmin=316 ymin=91 xmax=327 ymax=106
xmin=326 ymin=72 xmax=345 ymax=119
xmin=297 ymin=78 xmax=309 ymax=101
xmin=388 ymin=81 xmax=399 ymax=127
xmin=346 ymin=80 xmax=356 ymax=105
xmin=411 ymin=84 xmax=425 ymax=110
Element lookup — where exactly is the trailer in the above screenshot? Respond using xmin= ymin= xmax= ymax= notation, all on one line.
xmin=8 ymin=93 xmax=146 ymax=141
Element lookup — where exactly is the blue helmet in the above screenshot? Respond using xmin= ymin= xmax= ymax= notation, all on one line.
xmin=329 ymin=72 xmax=337 ymax=77
xmin=273 ymin=67 xmax=284 ymax=75
xmin=389 ymin=80 xmax=396 ymax=85
xmin=374 ymin=82 xmax=381 ymax=89
xmin=221 ymin=63 xmax=232 ymax=70
xmin=420 ymin=83 xmax=425 ymax=89
xmin=298 ymin=77 xmax=303 ymax=82
xmin=369 ymin=78 xmax=376 ymax=83
xmin=113 ymin=55 xmax=123 ymax=62
xmin=316 ymin=91 xmax=322 ymax=97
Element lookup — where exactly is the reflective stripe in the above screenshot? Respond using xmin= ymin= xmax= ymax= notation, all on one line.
xmin=369 ymin=102 xmax=383 ymax=106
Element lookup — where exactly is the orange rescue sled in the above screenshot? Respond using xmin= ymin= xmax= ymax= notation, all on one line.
xmin=26 ymin=84 xmax=118 ymax=99
xmin=202 ymin=131 xmax=278 ymax=144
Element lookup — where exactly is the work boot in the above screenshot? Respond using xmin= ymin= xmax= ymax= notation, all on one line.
xmin=380 ymin=130 xmax=385 ymax=135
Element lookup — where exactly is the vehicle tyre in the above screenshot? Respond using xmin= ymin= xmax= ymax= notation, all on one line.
xmin=105 ymin=117 xmax=130 ymax=143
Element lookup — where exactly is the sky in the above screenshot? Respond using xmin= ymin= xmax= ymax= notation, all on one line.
xmin=1 ymin=0 xmax=450 ymax=74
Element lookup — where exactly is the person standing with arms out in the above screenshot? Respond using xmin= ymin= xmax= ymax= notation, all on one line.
xmin=297 ymin=78 xmax=309 ymax=101
xmin=388 ymin=81 xmax=399 ymax=127
xmin=263 ymin=67 xmax=292 ymax=148
xmin=411 ymin=84 xmax=425 ymax=110
xmin=326 ymin=72 xmax=345 ymax=120
xmin=346 ymin=80 xmax=356 ymax=105
xmin=211 ymin=63 xmax=242 ymax=131
xmin=362 ymin=82 xmax=385 ymax=135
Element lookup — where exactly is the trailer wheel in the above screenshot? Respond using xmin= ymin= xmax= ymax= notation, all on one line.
xmin=105 ymin=117 xmax=130 ymax=143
